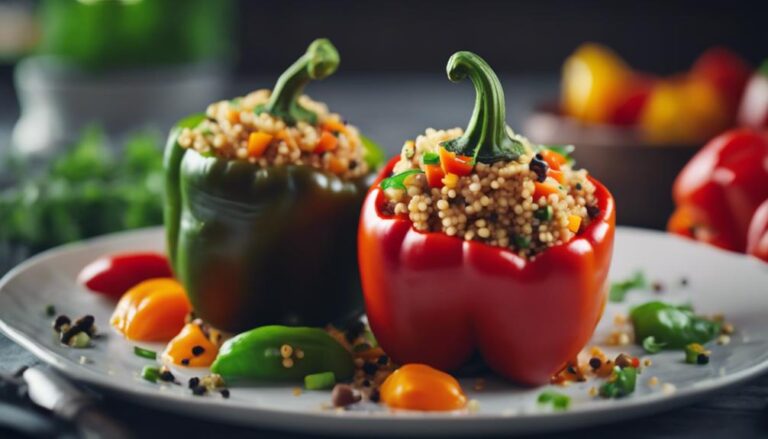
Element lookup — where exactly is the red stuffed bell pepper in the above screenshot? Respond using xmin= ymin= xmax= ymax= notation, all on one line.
xmin=358 ymin=51 xmax=616 ymax=386
xmin=668 ymin=129 xmax=768 ymax=253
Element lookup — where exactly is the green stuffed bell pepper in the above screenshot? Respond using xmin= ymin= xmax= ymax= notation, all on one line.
xmin=164 ymin=39 xmax=384 ymax=333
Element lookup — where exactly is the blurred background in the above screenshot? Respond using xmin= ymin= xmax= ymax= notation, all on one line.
xmin=0 ymin=0 xmax=765 ymax=268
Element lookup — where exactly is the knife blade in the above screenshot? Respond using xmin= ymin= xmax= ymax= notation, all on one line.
xmin=23 ymin=366 xmax=132 ymax=439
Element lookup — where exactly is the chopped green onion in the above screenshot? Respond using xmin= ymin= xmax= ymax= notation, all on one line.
xmin=141 ymin=366 xmax=160 ymax=383
xmin=642 ymin=336 xmax=667 ymax=354
xmin=45 ymin=305 xmax=56 ymax=317
xmin=537 ymin=390 xmax=571 ymax=411
xmin=609 ymin=271 xmax=647 ymax=302
xmin=134 ymin=346 xmax=158 ymax=360
xmin=380 ymin=169 xmax=424 ymax=191
xmin=534 ymin=205 xmax=553 ymax=222
xmin=599 ymin=366 xmax=637 ymax=398
xmin=422 ymin=152 xmax=440 ymax=165
xmin=685 ymin=343 xmax=710 ymax=365
xmin=304 ymin=371 xmax=336 ymax=390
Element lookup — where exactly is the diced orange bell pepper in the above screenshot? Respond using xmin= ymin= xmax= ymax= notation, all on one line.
xmin=316 ymin=131 xmax=339 ymax=153
xmin=322 ymin=119 xmax=348 ymax=135
xmin=248 ymin=132 xmax=273 ymax=157
xmin=425 ymin=164 xmax=446 ymax=188
xmin=227 ymin=109 xmax=241 ymax=124
xmin=439 ymin=147 xmax=473 ymax=176
xmin=328 ymin=156 xmax=348 ymax=174
xmin=568 ymin=215 xmax=583 ymax=233
xmin=540 ymin=150 xmax=567 ymax=171
xmin=162 ymin=323 xmax=219 ymax=368
xmin=534 ymin=181 xmax=561 ymax=201
xmin=547 ymin=168 xmax=566 ymax=184
xmin=111 ymin=278 xmax=192 ymax=342
xmin=380 ymin=364 xmax=467 ymax=411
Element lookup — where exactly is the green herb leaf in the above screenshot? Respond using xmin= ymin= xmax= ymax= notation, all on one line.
xmin=422 ymin=152 xmax=440 ymax=165
xmin=141 ymin=365 xmax=160 ymax=383
xmin=641 ymin=336 xmax=667 ymax=354
xmin=599 ymin=366 xmax=637 ymax=399
xmin=380 ymin=169 xmax=424 ymax=191
xmin=609 ymin=271 xmax=647 ymax=302
xmin=534 ymin=205 xmax=553 ymax=222
xmin=537 ymin=390 xmax=571 ymax=410
xmin=631 ymin=301 xmax=721 ymax=349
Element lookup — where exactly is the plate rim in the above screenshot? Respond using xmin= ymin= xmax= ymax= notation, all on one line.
xmin=1 ymin=226 xmax=767 ymax=436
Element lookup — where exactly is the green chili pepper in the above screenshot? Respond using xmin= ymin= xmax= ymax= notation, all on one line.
xmin=381 ymin=169 xmax=424 ymax=191
xmin=609 ymin=271 xmax=647 ymax=302
xmin=254 ymin=39 xmax=339 ymax=126
xmin=440 ymin=51 xmax=526 ymax=164
xmin=304 ymin=371 xmax=336 ymax=390
xmin=599 ymin=366 xmax=637 ymax=399
xmin=164 ymin=41 xmax=384 ymax=333
xmin=630 ymin=301 xmax=721 ymax=350
xmin=210 ymin=326 xmax=354 ymax=382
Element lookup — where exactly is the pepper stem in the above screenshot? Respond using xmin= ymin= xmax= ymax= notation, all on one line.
xmin=255 ymin=38 xmax=339 ymax=126
xmin=441 ymin=51 xmax=525 ymax=163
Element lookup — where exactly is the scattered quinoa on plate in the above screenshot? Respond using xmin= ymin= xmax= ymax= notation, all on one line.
xmin=381 ymin=127 xmax=599 ymax=258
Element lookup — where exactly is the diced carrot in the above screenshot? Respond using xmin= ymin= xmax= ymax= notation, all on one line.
xmin=548 ymin=169 xmax=566 ymax=184
xmin=247 ymin=132 xmax=273 ymax=157
xmin=316 ymin=131 xmax=339 ymax=153
xmin=439 ymin=147 xmax=473 ymax=176
xmin=540 ymin=150 xmax=567 ymax=171
xmin=442 ymin=172 xmax=459 ymax=189
xmin=533 ymin=182 xmax=560 ymax=201
xmin=328 ymin=156 xmax=347 ymax=174
xmin=322 ymin=119 xmax=347 ymax=135
xmin=568 ymin=215 xmax=582 ymax=233
xmin=425 ymin=164 xmax=446 ymax=188
xmin=227 ymin=109 xmax=241 ymax=124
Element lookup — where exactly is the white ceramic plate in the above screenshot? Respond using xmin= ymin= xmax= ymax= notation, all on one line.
xmin=1 ymin=227 xmax=767 ymax=436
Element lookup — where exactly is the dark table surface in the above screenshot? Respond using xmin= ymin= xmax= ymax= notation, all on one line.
xmin=1 ymin=74 xmax=767 ymax=438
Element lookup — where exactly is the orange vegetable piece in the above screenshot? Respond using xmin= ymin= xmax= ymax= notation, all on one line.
xmin=540 ymin=150 xmax=567 ymax=171
xmin=547 ymin=168 xmax=566 ymax=184
xmin=248 ymin=132 xmax=273 ymax=157
xmin=441 ymin=172 xmax=459 ymax=189
xmin=424 ymin=164 xmax=446 ymax=188
xmin=439 ymin=147 xmax=473 ymax=176
xmin=568 ymin=215 xmax=583 ymax=233
xmin=533 ymin=181 xmax=561 ymax=201
xmin=227 ymin=109 xmax=241 ymax=124
xmin=162 ymin=323 xmax=218 ymax=368
xmin=322 ymin=119 xmax=347 ymax=135
xmin=316 ymin=131 xmax=339 ymax=153
xmin=328 ymin=156 xmax=348 ymax=174
xmin=110 ymin=278 xmax=192 ymax=342
xmin=381 ymin=364 xmax=467 ymax=411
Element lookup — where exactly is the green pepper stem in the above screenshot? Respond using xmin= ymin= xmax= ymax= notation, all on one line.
xmin=441 ymin=51 xmax=524 ymax=163
xmin=256 ymin=38 xmax=339 ymax=126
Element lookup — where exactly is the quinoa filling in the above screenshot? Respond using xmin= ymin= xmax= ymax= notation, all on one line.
xmin=176 ymin=90 xmax=369 ymax=180
xmin=380 ymin=128 xmax=599 ymax=258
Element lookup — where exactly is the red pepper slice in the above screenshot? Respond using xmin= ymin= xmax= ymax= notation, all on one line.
xmin=358 ymin=157 xmax=615 ymax=385
xmin=424 ymin=164 xmax=446 ymax=188
xmin=439 ymin=147 xmax=474 ymax=176
xmin=78 ymin=252 xmax=173 ymax=300
xmin=747 ymin=199 xmax=768 ymax=262
xmin=669 ymin=129 xmax=768 ymax=253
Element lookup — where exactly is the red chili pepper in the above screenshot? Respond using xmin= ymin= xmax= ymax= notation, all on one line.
xmin=358 ymin=158 xmax=616 ymax=385
xmin=747 ymin=199 xmax=768 ymax=262
xmin=668 ymin=129 xmax=768 ymax=253
xmin=78 ymin=252 xmax=173 ymax=300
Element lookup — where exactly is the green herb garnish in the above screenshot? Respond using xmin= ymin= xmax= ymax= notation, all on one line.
xmin=141 ymin=365 xmax=160 ymax=383
xmin=641 ymin=336 xmax=667 ymax=354
xmin=599 ymin=366 xmax=637 ymax=399
xmin=304 ymin=371 xmax=336 ymax=390
xmin=537 ymin=390 xmax=571 ymax=410
xmin=134 ymin=346 xmax=158 ymax=360
xmin=380 ymin=169 xmax=424 ymax=191
xmin=534 ymin=205 xmax=553 ymax=222
xmin=631 ymin=301 xmax=721 ymax=349
xmin=422 ymin=152 xmax=440 ymax=166
xmin=609 ymin=271 xmax=647 ymax=302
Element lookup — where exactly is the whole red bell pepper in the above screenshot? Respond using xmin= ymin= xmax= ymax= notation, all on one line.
xmin=668 ymin=129 xmax=768 ymax=253
xmin=747 ymin=199 xmax=768 ymax=262
xmin=358 ymin=52 xmax=616 ymax=386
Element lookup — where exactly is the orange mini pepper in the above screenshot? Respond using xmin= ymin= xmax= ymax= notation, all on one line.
xmin=162 ymin=323 xmax=218 ymax=367
xmin=380 ymin=364 xmax=467 ymax=411
xmin=111 ymin=278 xmax=192 ymax=342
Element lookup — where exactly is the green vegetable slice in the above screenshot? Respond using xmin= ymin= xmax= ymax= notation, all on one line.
xmin=422 ymin=152 xmax=440 ymax=165
xmin=141 ymin=366 xmax=160 ymax=383
xmin=304 ymin=371 xmax=336 ymax=390
xmin=134 ymin=346 xmax=158 ymax=360
xmin=609 ymin=271 xmax=647 ymax=302
xmin=537 ymin=390 xmax=571 ymax=410
xmin=381 ymin=169 xmax=424 ymax=191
